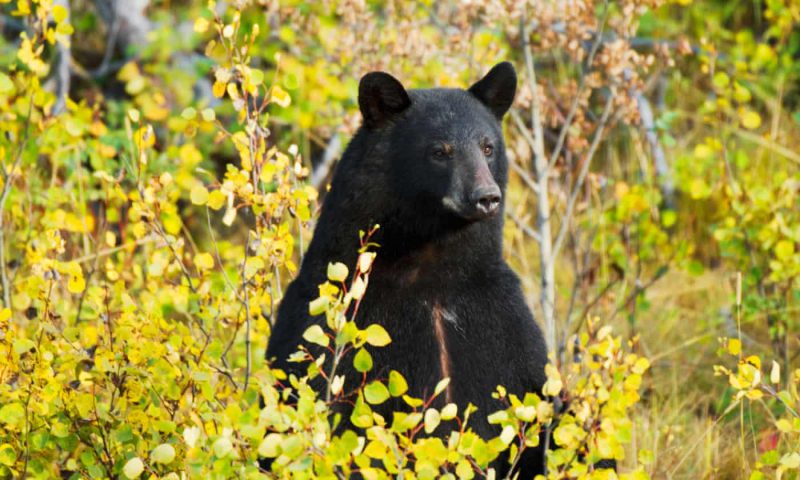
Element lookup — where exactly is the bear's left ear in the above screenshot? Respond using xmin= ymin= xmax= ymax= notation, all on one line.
xmin=468 ymin=62 xmax=517 ymax=120
xmin=359 ymin=71 xmax=412 ymax=128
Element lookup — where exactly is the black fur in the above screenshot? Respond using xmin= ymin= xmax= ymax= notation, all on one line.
xmin=265 ymin=62 xmax=549 ymax=477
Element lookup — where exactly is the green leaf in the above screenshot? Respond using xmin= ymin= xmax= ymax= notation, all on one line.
xmin=364 ymin=381 xmax=390 ymax=404
xmin=364 ymin=324 xmax=391 ymax=346
xmin=353 ymin=348 xmax=373 ymax=372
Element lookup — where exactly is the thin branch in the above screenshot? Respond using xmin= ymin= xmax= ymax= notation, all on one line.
xmin=551 ymin=95 xmax=613 ymax=260
xmin=89 ymin=11 xmax=121 ymax=78
xmin=505 ymin=209 xmax=542 ymax=244
xmin=508 ymin=155 xmax=540 ymax=194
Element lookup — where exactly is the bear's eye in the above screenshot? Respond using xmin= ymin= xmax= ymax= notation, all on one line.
xmin=431 ymin=145 xmax=450 ymax=161
xmin=483 ymin=144 xmax=494 ymax=156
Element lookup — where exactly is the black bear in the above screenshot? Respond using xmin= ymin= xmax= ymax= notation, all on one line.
xmin=266 ymin=62 xmax=549 ymax=476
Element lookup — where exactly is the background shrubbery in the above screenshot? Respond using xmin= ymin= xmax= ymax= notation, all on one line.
xmin=0 ymin=0 xmax=798 ymax=478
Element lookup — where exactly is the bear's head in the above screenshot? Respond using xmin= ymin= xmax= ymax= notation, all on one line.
xmin=358 ymin=62 xmax=517 ymax=224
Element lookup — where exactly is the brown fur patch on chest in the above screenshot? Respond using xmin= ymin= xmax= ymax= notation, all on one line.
xmin=431 ymin=300 xmax=453 ymax=403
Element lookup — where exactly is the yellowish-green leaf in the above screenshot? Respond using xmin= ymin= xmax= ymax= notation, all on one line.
xmin=434 ymin=377 xmax=450 ymax=397
xmin=123 ymin=457 xmax=145 ymax=479
xmin=388 ymin=370 xmax=408 ymax=397
xmin=364 ymin=324 xmax=391 ymax=347
xmin=364 ymin=381 xmax=390 ymax=405
xmin=353 ymin=348 xmax=373 ymax=373
xmin=303 ymin=325 xmax=329 ymax=347
xmin=424 ymin=408 xmax=440 ymax=434
xmin=150 ymin=443 xmax=175 ymax=464
xmin=190 ymin=185 xmax=209 ymax=205
xmin=327 ymin=262 xmax=348 ymax=282
xmin=0 ymin=73 xmax=13 ymax=94
xmin=258 ymin=433 xmax=282 ymax=458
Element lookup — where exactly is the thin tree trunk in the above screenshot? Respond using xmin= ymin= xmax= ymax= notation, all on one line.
xmin=521 ymin=19 xmax=556 ymax=352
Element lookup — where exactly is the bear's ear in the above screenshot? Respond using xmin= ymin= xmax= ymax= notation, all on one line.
xmin=359 ymin=72 xmax=412 ymax=128
xmin=468 ymin=62 xmax=517 ymax=119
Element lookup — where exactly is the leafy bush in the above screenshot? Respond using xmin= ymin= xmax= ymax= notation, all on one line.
xmin=2 ymin=0 xmax=800 ymax=478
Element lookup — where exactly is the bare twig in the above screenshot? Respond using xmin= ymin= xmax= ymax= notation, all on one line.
xmin=551 ymin=96 xmax=613 ymax=260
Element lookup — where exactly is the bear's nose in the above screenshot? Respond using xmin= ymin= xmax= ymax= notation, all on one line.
xmin=473 ymin=186 xmax=501 ymax=216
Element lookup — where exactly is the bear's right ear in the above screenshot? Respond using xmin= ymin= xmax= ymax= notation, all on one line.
xmin=468 ymin=62 xmax=517 ymax=120
xmin=359 ymin=72 xmax=411 ymax=128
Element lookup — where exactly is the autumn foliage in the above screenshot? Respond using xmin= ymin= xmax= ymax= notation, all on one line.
xmin=1 ymin=0 xmax=799 ymax=479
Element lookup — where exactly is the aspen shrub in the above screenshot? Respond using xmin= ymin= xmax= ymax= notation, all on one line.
xmin=1 ymin=1 xmax=649 ymax=479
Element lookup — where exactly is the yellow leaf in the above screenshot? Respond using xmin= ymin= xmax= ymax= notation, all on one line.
xmin=775 ymin=240 xmax=795 ymax=261
xmin=727 ymin=338 xmax=741 ymax=356
xmin=207 ymin=190 xmax=226 ymax=210
xmin=52 ymin=5 xmax=68 ymax=23
xmin=543 ymin=364 xmax=563 ymax=396
xmin=212 ymin=81 xmax=226 ymax=98
xmin=740 ymin=109 xmax=762 ymax=130
xmin=67 ymin=274 xmax=86 ymax=294
xmin=270 ymin=85 xmax=291 ymax=108
xmin=193 ymin=17 xmax=209 ymax=33
xmin=194 ymin=253 xmax=214 ymax=271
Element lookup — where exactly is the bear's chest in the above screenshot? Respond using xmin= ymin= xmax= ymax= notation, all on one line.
xmin=355 ymin=276 xmax=507 ymax=404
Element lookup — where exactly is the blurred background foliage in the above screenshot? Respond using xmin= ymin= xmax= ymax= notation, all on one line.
xmin=0 ymin=0 xmax=799 ymax=478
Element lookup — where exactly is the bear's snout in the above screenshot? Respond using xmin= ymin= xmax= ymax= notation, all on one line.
xmin=471 ymin=185 xmax=501 ymax=218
